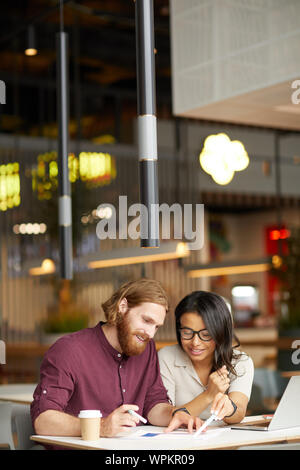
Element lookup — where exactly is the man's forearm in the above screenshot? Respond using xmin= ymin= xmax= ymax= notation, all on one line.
xmin=34 ymin=409 xmax=81 ymax=436
xmin=147 ymin=403 xmax=174 ymax=426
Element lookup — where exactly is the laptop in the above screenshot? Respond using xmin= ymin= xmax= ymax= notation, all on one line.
xmin=231 ymin=375 xmax=300 ymax=431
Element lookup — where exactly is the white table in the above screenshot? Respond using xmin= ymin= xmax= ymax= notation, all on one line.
xmin=30 ymin=416 xmax=300 ymax=450
xmin=0 ymin=384 xmax=36 ymax=405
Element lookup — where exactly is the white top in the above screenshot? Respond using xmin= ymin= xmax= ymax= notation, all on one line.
xmin=158 ymin=344 xmax=254 ymax=420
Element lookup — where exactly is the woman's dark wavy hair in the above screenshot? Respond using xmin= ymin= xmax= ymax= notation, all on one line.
xmin=175 ymin=291 xmax=243 ymax=377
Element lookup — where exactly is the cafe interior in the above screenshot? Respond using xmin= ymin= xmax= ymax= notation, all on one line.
xmin=0 ymin=0 xmax=300 ymax=450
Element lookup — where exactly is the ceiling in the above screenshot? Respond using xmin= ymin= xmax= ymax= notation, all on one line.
xmin=179 ymin=80 xmax=300 ymax=132
xmin=0 ymin=0 xmax=171 ymax=139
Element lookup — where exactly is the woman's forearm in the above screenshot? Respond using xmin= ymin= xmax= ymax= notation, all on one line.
xmin=180 ymin=390 xmax=213 ymax=417
xmin=222 ymin=407 xmax=245 ymax=424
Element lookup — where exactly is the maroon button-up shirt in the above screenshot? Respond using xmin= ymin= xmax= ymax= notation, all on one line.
xmin=31 ymin=322 xmax=170 ymax=432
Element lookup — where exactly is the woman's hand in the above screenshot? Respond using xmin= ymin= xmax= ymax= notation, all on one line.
xmin=164 ymin=410 xmax=203 ymax=434
xmin=211 ymin=393 xmax=235 ymax=420
xmin=206 ymin=365 xmax=230 ymax=400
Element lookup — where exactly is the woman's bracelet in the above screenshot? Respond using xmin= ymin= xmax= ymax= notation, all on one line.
xmin=224 ymin=398 xmax=237 ymax=418
xmin=171 ymin=407 xmax=191 ymax=417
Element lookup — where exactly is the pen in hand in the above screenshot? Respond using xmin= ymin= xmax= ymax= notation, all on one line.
xmin=193 ymin=413 xmax=218 ymax=438
xmin=128 ymin=409 xmax=147 ymax=424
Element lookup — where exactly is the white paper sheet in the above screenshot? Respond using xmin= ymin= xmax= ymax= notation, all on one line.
xmin=120 ymin=427 xmax=229 ymax=440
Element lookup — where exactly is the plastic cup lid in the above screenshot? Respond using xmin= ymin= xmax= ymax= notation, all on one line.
xmin=78 ymin=410 xmax=102 ymax=418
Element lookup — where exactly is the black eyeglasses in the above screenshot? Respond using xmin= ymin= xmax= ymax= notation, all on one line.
xmin=178 ymin=327 xmax=213 ymax=342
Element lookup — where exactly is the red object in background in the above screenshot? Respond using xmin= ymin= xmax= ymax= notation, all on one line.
xmin=269 ymin=228 xmax=290 ymax=242
xmin=265 ymin=226 xmax=289 ymax=316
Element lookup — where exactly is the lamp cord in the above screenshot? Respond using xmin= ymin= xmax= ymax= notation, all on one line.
xmin=60 ymin=0 xmax=64 ymax=32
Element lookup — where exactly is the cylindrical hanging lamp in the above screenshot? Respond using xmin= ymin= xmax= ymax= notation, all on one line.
xmin=135 ymin=0 xmax=159 ymax=247
xmin=56 ymin=25 xmax=73 ymax=279
xmin=25 ymin=25 xmax=38 ymax=56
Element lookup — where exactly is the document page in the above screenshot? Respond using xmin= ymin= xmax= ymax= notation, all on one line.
xmin=120 ymin=427 xmax=229 ymax=440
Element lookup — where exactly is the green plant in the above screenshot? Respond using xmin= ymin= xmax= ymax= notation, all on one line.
xmin=271 ymin=226 xmax=300 ymax=330
xmin=43 ymin=308 xmax=89 ymax=334
xmin=43 ymin=278 xmax=90 ymax=333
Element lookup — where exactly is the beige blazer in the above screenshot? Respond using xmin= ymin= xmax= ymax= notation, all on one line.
xmin=158 ymin=344 xmax=254 ymax=420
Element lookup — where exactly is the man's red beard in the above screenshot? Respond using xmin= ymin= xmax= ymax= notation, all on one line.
xmin=116 ymin=312 xmax=150 ymax=356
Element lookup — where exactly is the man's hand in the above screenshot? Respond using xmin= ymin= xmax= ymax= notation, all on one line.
xmin=100 ymin=404 xmax=140 ymax=437
xmin=163 ymin=410 xmax=203 ymax=434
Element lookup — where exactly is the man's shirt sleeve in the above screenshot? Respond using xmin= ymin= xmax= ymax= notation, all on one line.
xmin=30 ymin=338 xmax=77 ymax=429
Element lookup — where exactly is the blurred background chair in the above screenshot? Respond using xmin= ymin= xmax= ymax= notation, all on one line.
xmin=12 ymin=404 xmax=45 ymax=450
xmin=0 ymin=402 xmax=15 ymax=449
xmin=0 ymin=402 xmax=44 ymax=450
xmin=247 ymin=368 xmax=289 ymax=415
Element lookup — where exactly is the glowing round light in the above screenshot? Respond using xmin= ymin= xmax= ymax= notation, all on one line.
xmin=13 ymin=224 xmax=20 ymax=234
xmin=176 ymin=242 xmax=189 ymax=257
xmin=26 ymin=223 xmax=33 ymax=234
xmin=81 ymin=216 xmax=89 ymax=225
xmin=33 ymin=223 xmax=40 ymax=234
xmin=225 ymin=140 xmax=249 ymax=172
xmin=199 ymin=150 xmax=219 ymax=175
xmin=199 ymin=133 xmax=249 ymax=185
xmin=232 ymin=286 xmax=256 ymax=297
xmin=272 ymin=255 xmax=282 ymax=269
xmin=96 ymin=206 xmax=113 ymax=219
xmin=41 ymin=258 xmax=55 ymax=273
xmin=39 ymin=223 xmax=47 ymax=233
xmin=211 ymin=166 xmax=234 ymax=185
xmin=19 ymin=224 xmax=27 ymax=234
xmin=25 ymin=48 xmax=37 ymax=56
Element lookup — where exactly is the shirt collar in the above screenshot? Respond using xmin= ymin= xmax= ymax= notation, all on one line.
xmin=174 ymin=344 xmax=205 ymax=385
xmin=174 ymin=344 xmax=193 ymax=368
xmin=96 ymin=321 xmax=125 ymax=361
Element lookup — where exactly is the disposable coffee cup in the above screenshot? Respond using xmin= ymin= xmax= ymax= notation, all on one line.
xmin=78 ymin=410 xmax=102 ymax=440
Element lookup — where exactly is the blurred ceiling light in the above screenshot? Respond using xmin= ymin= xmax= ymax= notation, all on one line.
xmin=31 ymin=151 xmax=116 ymax=200
xmin=29 ymin=258 xmax=55 ymax=276
xmin=96 ymin=206 xmax=113 ymax=219
xmin=39 ymin=223 xmax=47 ymax=233
xmin=81 ymin=215 xmax=89 ymax=225
xmin=25 ymin=26 xmax=38 ymax=56
xmin=186 ymin=258 xmax=271 ymax=278
xmin=232 ymin=286 xmax=257 ymax=297
xmin=272 ymin=255 xmax=282 ymax=269
xmin=0 ymin=162 xmax=21 ymax=211
xmin=199 ymin=133 xmax=249 ymax=185
xmin=80 ymin=241 xmax=190 ymax=270
xmin=12 ymin=222 xmax=47 ymax=235
xmin=92 ymin=134 xmax=116 ymax=144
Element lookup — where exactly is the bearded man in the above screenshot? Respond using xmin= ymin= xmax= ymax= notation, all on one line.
xmin=31 ymin=279 xmax=202 ymax=442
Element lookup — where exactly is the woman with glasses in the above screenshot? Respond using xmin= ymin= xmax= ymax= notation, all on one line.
xmin=158 ymin=291 xmax=254 ymax=425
